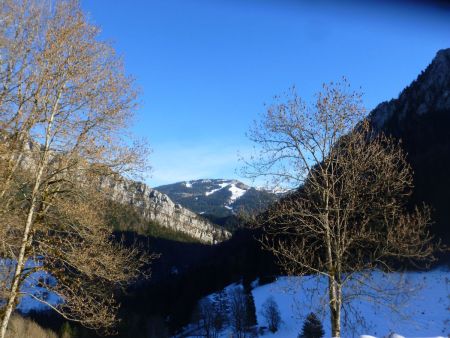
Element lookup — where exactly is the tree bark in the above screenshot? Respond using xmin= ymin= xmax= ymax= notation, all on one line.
xmin=328 ymin=276 xmax=341 ymax=337
xmin=330 ymin=281 xmax=342 ymax=338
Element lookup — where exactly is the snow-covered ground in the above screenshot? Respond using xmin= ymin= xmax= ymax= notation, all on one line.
xmin=1 ymin=259 xmax=60 ymax=314
xmin=181 ymin=268 xmax=449 ymax=338
xmin=17 ymin=270 xmax=60 ymax=314
xmin=7 ymin=260 xmax=448 ymax=337
xmin=252 ymin=268 xmax=449 ymax=337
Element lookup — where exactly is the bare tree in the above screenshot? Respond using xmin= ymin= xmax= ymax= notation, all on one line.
xmin=229 ymin=288 xmax=248 ymax=338
xmin=261 ymin=296 xmax=281 ymax=333
xmin=0 ymin=1 xmax=150 ymax=336
xmin=242 ymin=81 xmax=437 ymax=337
xmin=195 ymin=298 xmax=221 ymax=338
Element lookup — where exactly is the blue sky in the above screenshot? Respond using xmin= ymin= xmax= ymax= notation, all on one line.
xmin=81 ymin=0 xmax=450 ymax=187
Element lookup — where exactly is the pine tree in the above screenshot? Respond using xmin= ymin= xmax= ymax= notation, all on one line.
xmin=298 ymin=313 xmax=324 ymax=338
xmin=245 ymin=291 xmax=257 ymax=327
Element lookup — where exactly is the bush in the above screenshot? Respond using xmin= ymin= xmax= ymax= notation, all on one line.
xmin=298 ymin=312 xmax=324 ymax=338
xmin=260 ymin=296 xmax=281 ymax=333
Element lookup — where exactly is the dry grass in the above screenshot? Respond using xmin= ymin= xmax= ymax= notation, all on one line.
xmin=5 ymin=315 xmax=57 ymax=338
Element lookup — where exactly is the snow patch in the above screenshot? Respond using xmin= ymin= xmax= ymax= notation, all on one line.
xmin=1 ymin=259 xmax=61 ymax=314
xmin=184 ymin=181 xmax=192 ymax=188
xmin=271 ymin=186 xmax=291 ymax=194
xmin=205 ymin=187 xmax=222 ymax=196
xmin=228 ymin=184 xmax=247 ymax=203
xmin=205 ymin=182 xmax=234 ymax=196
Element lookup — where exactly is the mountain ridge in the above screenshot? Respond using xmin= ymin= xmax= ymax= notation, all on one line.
xmin=369 ymin=47 xmax=450 ymax=244
xmin=155 ymin=178 xmax=280 ymax=218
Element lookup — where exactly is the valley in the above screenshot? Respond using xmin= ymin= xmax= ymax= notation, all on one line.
xmin=1 ymin=2 xmax=449 ymax=338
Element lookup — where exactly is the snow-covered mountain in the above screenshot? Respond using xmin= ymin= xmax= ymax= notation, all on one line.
xmin=155 ymin=179 xmax=280 ymax=218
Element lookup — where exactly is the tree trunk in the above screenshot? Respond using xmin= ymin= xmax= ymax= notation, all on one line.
xmin=0 ymin=181 xmax=40 ymax=338
xmin=0 ymin=97 xmax=58 ymax=338
xmin=331 ymin=308 xmax=341 ymax=338
xmin=324 ymin=184 xmax=341 ymax=337
xmin=327 ymin=269 xmax=343 ymax=337
xmin=329 ymin=278 xmax=342 ymax=337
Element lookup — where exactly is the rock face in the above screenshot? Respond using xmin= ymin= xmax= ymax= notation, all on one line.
xmin=370 ymin=48 xmax=450 ymax=130
xmin=104 ymin=178 xmax=231 ymax=244
xmin=12 ymin=139 xmax=230 ymax=244
xmin=368 ymin=48 xmax=450 ymax=244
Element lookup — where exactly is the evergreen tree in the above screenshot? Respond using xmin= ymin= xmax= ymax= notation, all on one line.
xmin=298 ymin=313 xmax=324 ymax=338
xmin=245 ymin=291 xmax=257 ymax=327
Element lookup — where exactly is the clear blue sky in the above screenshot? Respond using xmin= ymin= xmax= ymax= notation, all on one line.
xmin=81 ymin=0 xmax=450 ymax=187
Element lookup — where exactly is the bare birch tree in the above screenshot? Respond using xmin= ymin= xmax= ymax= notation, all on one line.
xmin=0 ymin=1 xmax=150 ymax=336
xmin=242 ymin=81 xmax=437 ymax=337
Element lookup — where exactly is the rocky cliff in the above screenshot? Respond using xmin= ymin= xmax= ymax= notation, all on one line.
xmin=16 ymin=140 xmax=230 ymax=244
xmin=370 ymin=48 xmax=450 ymax=130
xmin=104 ymin=178 xmax=231 ymax=244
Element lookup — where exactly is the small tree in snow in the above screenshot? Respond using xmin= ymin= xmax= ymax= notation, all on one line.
xmin=229 ymin=289 xmax=248 ymax=338
xmin=213 ymin=290 xmax=229 ymax=328
xmin=299 ymin=312 xmax=324 ymax=338
xmin=261 ymin=297 xmax=281 ymax=333
xmin=195 ymin=298 xmax=221 ymax=338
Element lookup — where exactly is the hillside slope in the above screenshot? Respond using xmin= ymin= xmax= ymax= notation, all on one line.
xmin=186 ymin=268 xmax=449 ymax=337
xmin=369 ymin=48 xmax=450 ymax=244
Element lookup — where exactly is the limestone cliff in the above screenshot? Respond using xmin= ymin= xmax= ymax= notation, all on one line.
xmin=104 ymin=178 xmax=231 ymax=244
